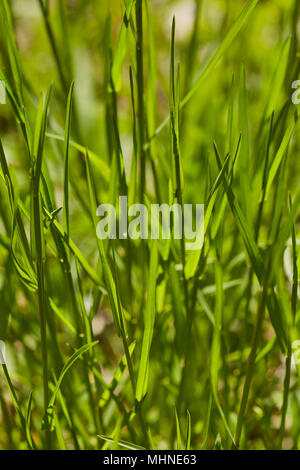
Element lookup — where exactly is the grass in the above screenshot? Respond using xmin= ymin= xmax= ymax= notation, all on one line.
xmin=0 ymin=0 xmax=299 ymax=450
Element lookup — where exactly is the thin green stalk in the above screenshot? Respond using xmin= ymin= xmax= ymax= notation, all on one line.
xmin=37 ymin=0 xmax=83 ymax=144
xmin=234 ymin=258 xmax=271 ymax=448
xmin=278 ymin=348 xmax=292 ymax=448
xmin=278 ymin=197 xmax=298 ymax=448
xmin=31 ymin=89 xmax=52 ymax=448
xmin=112 ymin=247 xmax=151 ymax=449
xmin=37 ymin=0 xmax=67 ymax=92
xmin=1 ymin=364 xmax=30 ymax=447
xmin=135 ymin=0 xmax=148 ymax=328
xmin=135 ymin=0 xmax=145 ymax=203
xmin=36 ymin=259 xmax=50 ymax=448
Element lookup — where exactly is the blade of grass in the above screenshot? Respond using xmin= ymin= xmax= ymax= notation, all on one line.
xmin=264 ymin=114 xmax=297 ymax=201
xmin=25 ymin=392 xmax=34 ymax=450
xmin=63 ymin=81 xmax=74 ymax=237
xmin=278 ymin=196 xmax=298 ymax=448
xmin=146 ymin=0 xmax=260 ymax=146
xmin=98 ymin=435 xmax=145 ymax=450
xmin=175 ymin=408 xmax=182 ymax=450
xmin=210 ymin=258 xmax=235 ymax=445
xmin=31 ymin=87 xmax=52 ymax=447
xmin=44 ymin=342 xmax=98 ymax=431
xmin=111 ymin=0 xmax=135 ymax=91
xmin=135 ymin=240 xmax=159 ymax=402
xmin=185 ymin=410 xmax=191 ymax=450
xmin=135 ymin=0 xmax=146 ymax=202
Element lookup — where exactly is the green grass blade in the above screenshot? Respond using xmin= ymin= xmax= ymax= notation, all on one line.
xmin=44 ymin=342 xmax=98 ymax=430
xmin=147 ymin=0 xmax=260 ymax=144
xmin=264 ymin=115 xmax=297 ymax=201
xmin=135 ymin=240 xmax=159 ymax=402
xmin=210 ymin=259 xmax=235 ymax=445
xmin=25 ymin=392 xmax=34 ymax=449
xmin=63 ymin=81 xmax=75 ymax=237
xmin=185 ymin=410 xmax=191 ymax=450
xmin=175 ymin=408 xmax=182 ymax=450
xmin=111 ymin=0 xmax=135 ymax=91
xmin=98 ymin=435 xmax=145 ymax=450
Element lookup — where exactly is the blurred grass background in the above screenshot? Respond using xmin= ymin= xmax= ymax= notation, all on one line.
xmin=0 ymin=0 xmax=299 ymax=450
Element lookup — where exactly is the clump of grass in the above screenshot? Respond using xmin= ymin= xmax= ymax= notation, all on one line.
xmin=0 ymin=0 xmax=299 ymax=450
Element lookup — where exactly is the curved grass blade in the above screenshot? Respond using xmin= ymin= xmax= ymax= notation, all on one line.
xmin=0 ymin=0 xmax=24 ymax=103
xmin=135 ymin=240 xmax=159 ymax=402
xmin=46 ymin=133 xmax=110 ymax=182
xmin=185 ymin=153 xmax=230 ymax=279
xmin=43 ymin=206 xmax=105 ymax=290
xmin=48 ymin=297 xmax=76 ymax=335
xmin=44 ymin=341 xmax=98 ymax=431
xmin=98 ymin=435 xmax=145 ymax=450
xmin=63 ymin=81 xmax=75 ymax=237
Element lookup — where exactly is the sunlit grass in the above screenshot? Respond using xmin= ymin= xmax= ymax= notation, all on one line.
xmin=0 ymin=0 xmax=299 ymax=450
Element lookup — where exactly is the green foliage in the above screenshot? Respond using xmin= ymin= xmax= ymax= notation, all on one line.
xmin=0 ymin=0 xmax=299 ymax=451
